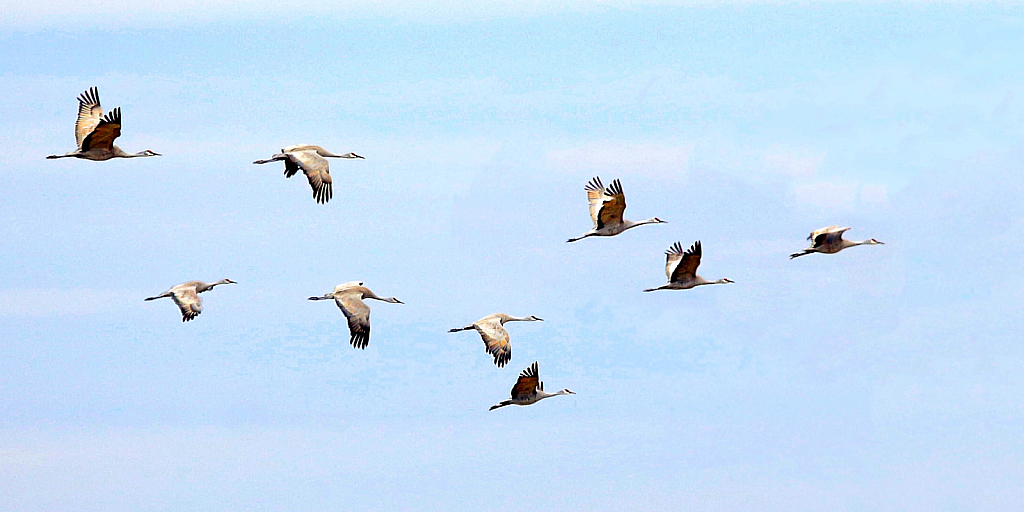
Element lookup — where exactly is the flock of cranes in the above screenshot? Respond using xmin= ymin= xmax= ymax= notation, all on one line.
xmin=48 ymin=87 xmax=884 ymax=411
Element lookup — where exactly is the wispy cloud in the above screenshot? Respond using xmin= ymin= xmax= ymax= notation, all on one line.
xmin=0 ymin=289 xmax=140 ymax=317
xmin=15 ymin=0 xmax=968 ymax=30
xmin=762 ymin=150 xmax=824 ymax=179
xmin=790 ymin=180 xmax=890 ymax=210
xmin=547 ymin=140 xmax=694 ymax=178
xmin=791 ymin=180 xmax=859 ymax=209
xmin=0 ymin=1 xmax=634 ymax=29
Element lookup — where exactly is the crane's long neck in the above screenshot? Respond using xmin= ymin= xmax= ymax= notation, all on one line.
xmin=115 ymin=147 xmax=158 ymax=158
xmin=537 ymin=389 xmax=572 ymax=400
xmin=622 ymin=218 xmax=660 ymax=231
xmin=196 ymin=282 xmax=216 ymax=293
xmin=365 ymin=291 xmax=402 ymax=303
xmin=696 ymin=277 xmax=733 ymax=286
xmin=322 ymin=151 xmax=364 ymax=159
xmin=198 ymin=279 xmax=232 ymax=293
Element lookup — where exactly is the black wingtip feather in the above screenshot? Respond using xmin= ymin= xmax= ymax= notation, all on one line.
xmin=101 ymin=107 xmax=121 ymax=125
xmin=350 ymin=330 xmax=370 ymax=349
xmin=494 ymin=350 xmax=511 ymax=368
xmin=520 ymin=361 xmax=539 ymax=378
xmin=78 ymin=86 xmax=99 ymax=106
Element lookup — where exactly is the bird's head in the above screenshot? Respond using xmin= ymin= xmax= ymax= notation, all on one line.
xmin=387 ymin=297 xmax=404 ymax=304
xmin=529 ymin=315 xmax=544 ymax=321
xmin=868 ymin=238 xmax=884 ymax=245
xmin=139 ymin=149 xmax=161 ymax=157
xmin=560 ymin=389 xmax=576 ymax=395
xmin=344 ymin=152 xmax=365 ymax=159
xmin=720 ymin=278 xmax=735 ymax=284
xmin=653 ymin=217 xmax=667 ymax=223
xmin=223 ymin=279 xmax=237 ymax=284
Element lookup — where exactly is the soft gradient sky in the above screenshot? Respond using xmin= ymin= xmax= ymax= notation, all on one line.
xmin=2 ymin=2 xmax=1023 ymax=511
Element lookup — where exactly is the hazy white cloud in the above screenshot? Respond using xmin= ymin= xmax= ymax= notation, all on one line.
xmin=762 ymin=150 xmax=824 ymax=179
xmin=790 ymin=179 xmax=891 ymax=210
xmin=547 ymin=140 xmax=694 ymax=178
xmin=859 ymin=182 xmax=889 ymax=204
xmin=8 ymin=0 xmax=962 ymax=30
xmin=0 ymin=0 xmax=673 ymax=29
xmin=0 ymin=289 xmax=140 ymax=317
xmin=791 ymin=180 xmax=858 ymax=209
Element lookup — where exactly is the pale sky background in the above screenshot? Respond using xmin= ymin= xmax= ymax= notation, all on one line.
xmin=1 ymin=2 xmax=1023 ymax=511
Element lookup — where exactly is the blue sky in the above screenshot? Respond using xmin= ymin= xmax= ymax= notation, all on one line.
xmin=1 ymin=2 xmax=1023 ymax=510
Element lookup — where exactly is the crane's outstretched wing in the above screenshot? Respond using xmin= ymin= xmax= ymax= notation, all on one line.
xmin=669 ymin=240 xmax=702 ymax=283
xmin=510 ymin=362 xmax=540 ymax=399
xmin=81 ymin=107 xmax=121 ymax=152
xmin=808 ymin=225 xmax=838 ymax=241
xmin=476 ymin=316 xmax=512 ymax=368
xmin=585 ymin=176 xmax=608 ymax=229
xmin=75 ymin=87 xmax=103 ymax=150
xmin=336 ymin=291 xmax=371 ymax=349
xmin=664 ymin=241 xmax=684 ymax=280
xmin=596 ymin=179 xmax=627 ymax=229
xmin=282 ymin=144 xmax=322 ymax=153
xmin=283 ymin=157 xmax=300 ymax=178
xmin=810 ymin=226 xmax=850 ymax=248
xmin=171 ymin=286 xmax=202 ymax=322
xmin=287 ymin=150 xmax=333 ymax=204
